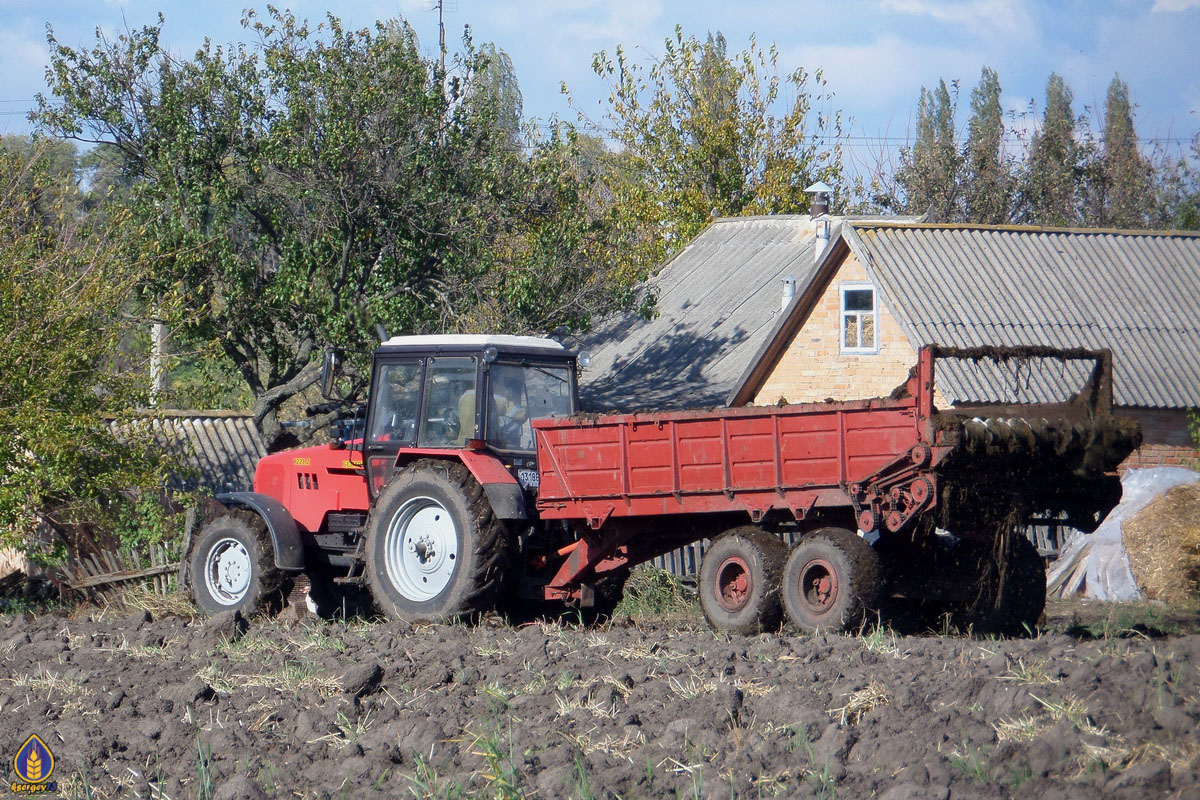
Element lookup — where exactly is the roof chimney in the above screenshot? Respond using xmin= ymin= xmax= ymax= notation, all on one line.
xmin=781 ymin=277 xmax=796 ymax=311
xmin=805 ymin=181 xmax=834 ymax=264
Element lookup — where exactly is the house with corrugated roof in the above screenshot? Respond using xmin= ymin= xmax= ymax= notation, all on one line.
xmin=579 ymin=214 xmax=910 ymax=411
xmin=727 ymin=221 xmax=1200 ymax=469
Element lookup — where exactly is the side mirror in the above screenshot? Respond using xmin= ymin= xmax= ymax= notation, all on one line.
xmin=319 ymin=349 xmax=340 ymax=398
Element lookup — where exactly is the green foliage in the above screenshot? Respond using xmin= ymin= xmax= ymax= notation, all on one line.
xmin=580 ymin=27 xmax=844 ymax=275
xmin=614 ymin=566 xmax=696 ymax=617
xmin=0 ymin=146 xmax=165 ymax=554
xmin=1094 ymin=75 xmax=1154 ymax=228
xmin=964 ymin=67 xmax=1012 ymax=224
xmin=36 ymin=9 xmax=640 ymax=449
xmin=897 ymin=79 xmax=962 ymax=220
xmin=1188 ymin=409 xmax=1200 ymax=463
xmin=112 ymin=493 xmax=189 ymax=551
xmin=881 ymin=67 xmax=1194 ymax=230
xmin=1020 ymin=73 xmax=1082 ymax=226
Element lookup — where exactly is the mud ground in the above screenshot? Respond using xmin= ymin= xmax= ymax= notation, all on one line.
xmin=0 ymin=597 xmax=1197 ymax=800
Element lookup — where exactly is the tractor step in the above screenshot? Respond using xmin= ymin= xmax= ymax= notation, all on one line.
xmin=334 ymin=535 xmax=368 ymax=585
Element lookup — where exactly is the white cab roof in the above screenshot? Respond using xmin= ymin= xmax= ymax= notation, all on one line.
xmin=380 ymin=334 xmax=566 ymax=350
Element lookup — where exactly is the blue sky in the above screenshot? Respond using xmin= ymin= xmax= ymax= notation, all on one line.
xmin=2 ymin=0 xmax=1198 ymax=172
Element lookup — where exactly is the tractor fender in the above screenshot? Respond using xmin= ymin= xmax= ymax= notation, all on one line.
xmin=393 ymin=450 xmax=528 ymax=520
xmin=215 ymin=491 xmax=306 ymax=570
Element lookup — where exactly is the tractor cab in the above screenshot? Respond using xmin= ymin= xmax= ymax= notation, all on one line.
xmin=358 ymin=334 xmax=578 ymax=498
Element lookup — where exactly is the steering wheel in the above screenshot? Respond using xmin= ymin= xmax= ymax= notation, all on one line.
xmin=440 ymin=407 xmax=460 ymax=440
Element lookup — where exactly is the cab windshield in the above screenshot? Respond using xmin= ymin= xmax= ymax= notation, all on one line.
xmin=486 ymin=363 xmax=573 ymax=451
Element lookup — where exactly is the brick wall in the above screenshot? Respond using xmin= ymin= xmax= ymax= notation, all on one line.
xmin=1120 ymin=408 xmax=1198 ymax=471
xmin=753 ymin=252 xmax=941 ymax=404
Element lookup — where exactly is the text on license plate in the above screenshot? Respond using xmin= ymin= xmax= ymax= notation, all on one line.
xmin=517 ymin=469 xmax=540 ymax=489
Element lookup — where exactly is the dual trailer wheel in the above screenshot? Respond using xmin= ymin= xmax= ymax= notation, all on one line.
xmin=700 ymin=527 xmax=881 ymax=635
xmin=698 ymin=526 xmax=1046 ymax=636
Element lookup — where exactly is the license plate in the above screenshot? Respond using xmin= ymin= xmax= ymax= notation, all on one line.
xmin=517 ymin=469 xmax=540 ymax=490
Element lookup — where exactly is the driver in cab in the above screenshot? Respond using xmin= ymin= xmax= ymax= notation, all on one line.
xmin=490 ymin=373 xmax=530 ymax=449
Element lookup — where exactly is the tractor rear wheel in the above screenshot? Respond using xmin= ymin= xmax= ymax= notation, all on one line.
xmin=782 ymin=528 xmax=881 ymax=634
xmin=699 ymin=528 xmax=787 ymax=635
xmin=190 ymin=511 xmax=285 ymax=616
xmin=366 ymin=459 xmax=510 ymax=622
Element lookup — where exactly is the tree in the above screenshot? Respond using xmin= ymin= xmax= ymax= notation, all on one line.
xmin=468 ymin=43 xmax=523 ymax=145
xmin=963 ymin=67 xmax=1012 ymax=224
xmin=1020 ymin=73 xmax=1080 ymax=225
xmin=578 ymin=27 xmax=844 ymax=273
xmin=0 ymin=145 xmax=164 ymax=553
xmin=1095 ymin=74 xmax=1153 ymax=228
xmin=36 ymin=10 xmax=637 ymax=450
xmin=1158 ymin=133 xmax=1200 ymax=230
xmin=896 ymin=79 xmax=962 ymax=220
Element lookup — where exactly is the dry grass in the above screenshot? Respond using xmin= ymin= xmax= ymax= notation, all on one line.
xmin=95 ymin=633 xmax=179 ymax=660
xmin=1123 ymin=483 xmax=1200 ymax=605
xmin=195 ymin=660 xmax=342 ymax=698
xmin=828 ymin=681 xmax=890 ymax=725
xmin=6 ymin=668 xmax=95 ymax=716
xmin=998 ymin=657 xmax=1061 ymax=686
xmin=86 ymin=586 xmax=198 ymax=622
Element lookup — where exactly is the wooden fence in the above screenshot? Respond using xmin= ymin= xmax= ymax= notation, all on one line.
xmin=58 ymin=542 xmax=181 ymax=596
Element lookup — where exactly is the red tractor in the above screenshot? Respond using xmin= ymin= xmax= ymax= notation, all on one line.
xmin=186 ymin=336 xmax=1138 ymax=634
xmin=187 ymin=334 xmax=579 ymax=621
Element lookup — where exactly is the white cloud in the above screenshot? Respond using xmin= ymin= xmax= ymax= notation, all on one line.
xmin=0 ymin=30 xmax=46 ymax=135
xmin=880 ymin=0 xmax=1034 ymax=40
xmin=1151 ymin=0 xmax=1200 ymax=11
xmin=788 ymin=34 xmax=982 ymax=119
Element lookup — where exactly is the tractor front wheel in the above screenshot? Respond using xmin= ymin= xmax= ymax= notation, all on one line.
xmin=366 ymin=460 xmax=510 ymax=622
xmin=699 ymin=528 xmax=787 ymax=635
xmin=189 ymin=511 xmax=284 ymax=615
xmin=782 ymin=528 xmax=881 ymax=634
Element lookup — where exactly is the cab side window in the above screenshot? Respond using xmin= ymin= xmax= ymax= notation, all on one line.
xmin=369 ymin=362 xmax=422 ymax=444
xmin=419 ymin=357 xmax=478 ymax=447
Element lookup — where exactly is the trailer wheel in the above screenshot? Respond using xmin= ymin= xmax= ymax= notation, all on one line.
xmin=699 ymin=528 xmax=787 ymax=635
xmin=190 ymin=511 xmax=285 ymax=615
xmin=950 ymin=536 xmax=1046 ymax=636
xmin=366 ymin=459 xmax=510 ymax=622
xmin=782 ymin=528 xmax=881 ymax=634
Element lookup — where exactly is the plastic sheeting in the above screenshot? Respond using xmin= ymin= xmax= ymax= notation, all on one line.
xmin=1046 ymin=467 xmax=1200 ymax=601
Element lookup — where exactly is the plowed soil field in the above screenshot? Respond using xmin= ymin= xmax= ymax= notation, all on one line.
xmin=1 ymin=597 xmax=1197 ymax=800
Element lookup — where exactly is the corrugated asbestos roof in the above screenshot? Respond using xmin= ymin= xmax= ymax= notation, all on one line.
xmin=849 ymin=223 xmax=1200 ymax=409
xmin=111 ymin=411 xmax=265 ymax=494
xmin=579 ymin=216 xmax=821 ymax=410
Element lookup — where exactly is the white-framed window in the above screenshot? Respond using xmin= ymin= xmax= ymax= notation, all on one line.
xmin=840 ymin=283 xmax=877 ymax=353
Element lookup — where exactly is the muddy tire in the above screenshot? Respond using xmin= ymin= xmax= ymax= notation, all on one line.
xmin=190 ymin=511 xmax=285 ymax=616
xmin=949 ymin=536 xmax=1046 ymax=636
xmin=699 ymin=528 xmax=787 ymax=635
xmin=366 ymin=459 xmax=510 ymax=622
xmin=782 ymin=528 xmax=881 ymax=634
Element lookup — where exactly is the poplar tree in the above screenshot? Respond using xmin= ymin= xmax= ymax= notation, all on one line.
xmin=1098 ymin=74 xmax=1152 ymax=227
xmin=896 ymin=80 xmax=961 ymax=220
xmin=963 ymin=67 xmax=1011 ymax=223
xmin=1020 ymin=73 xmax=1080 ymax=225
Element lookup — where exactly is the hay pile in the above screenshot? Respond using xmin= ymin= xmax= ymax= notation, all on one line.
xmin=1123 ymin=482 xmax=1200 ymax=604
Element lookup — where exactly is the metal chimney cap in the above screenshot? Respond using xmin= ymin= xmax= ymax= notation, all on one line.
xmin=804 ymin=181 xmax=834 ymax=194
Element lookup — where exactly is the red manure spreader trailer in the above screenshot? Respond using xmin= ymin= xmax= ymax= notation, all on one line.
xmin=185 ymin=335 xmax=1138 ymax=635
